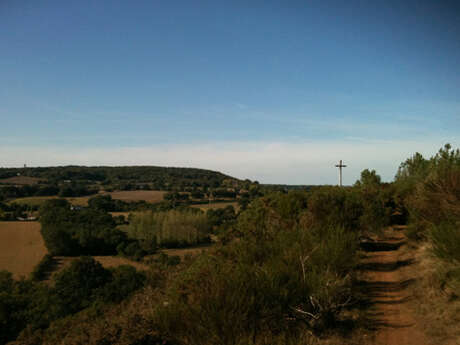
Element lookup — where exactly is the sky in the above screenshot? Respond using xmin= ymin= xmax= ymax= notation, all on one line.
xmin=1 ymin=0 xmax=459 ymax=184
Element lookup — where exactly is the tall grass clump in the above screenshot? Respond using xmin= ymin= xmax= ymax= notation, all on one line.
xmin=129 ymin=209 xmax=211 ymax=248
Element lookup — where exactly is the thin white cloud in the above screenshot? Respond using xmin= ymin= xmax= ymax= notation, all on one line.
xmin=0 ymin=139 xmax=455 ymax=184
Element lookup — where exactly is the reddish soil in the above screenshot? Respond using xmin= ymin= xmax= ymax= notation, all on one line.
xmin=360 ymin=227 xmax=430 ymax=345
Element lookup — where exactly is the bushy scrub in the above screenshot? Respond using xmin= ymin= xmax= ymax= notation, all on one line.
xmin=300 ymin=187 xmax=364 ymax=232
xmin=206 ymin=205 xmax=236 ymax=228
xmin=395 ymin=144 xmax=460 ymax=287
xmin=396 ymin=144 xmax=460 ymax=235
xmin=8 ymin=190 xmax=368 ymax=345
xmin=430 ymin=221 xmax=460 ymax=263
xmin=128 ymin=209 xmax=211 ymax=248
xmin=149 ymin=192 xmax=359 ymax=344
xmin=0 ymin=257 xmax=146 ymax=344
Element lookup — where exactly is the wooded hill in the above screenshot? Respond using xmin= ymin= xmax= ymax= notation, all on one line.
xmin=0 ymin=166 xmax=239 ymax=189
xmin=0 ymin=166 xmax=244 ymax=203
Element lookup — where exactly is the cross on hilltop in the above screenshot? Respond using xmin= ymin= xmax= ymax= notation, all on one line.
xmin=335 ymin=160 xmax=347 ymax=186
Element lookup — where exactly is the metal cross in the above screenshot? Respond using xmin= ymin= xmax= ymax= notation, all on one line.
xmin=335 ymin=160 xmax=347 ymax=186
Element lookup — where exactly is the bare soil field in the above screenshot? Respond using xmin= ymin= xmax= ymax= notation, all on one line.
xmin=0 ymin=176 xmax=43 ymax=185
xmin=107 ymin=190 xmax=166 ymax=203
xmin=0 ymin=221 xmax=47 ymax=279
xmin=190 ymin=201 xmax=239 ymax=211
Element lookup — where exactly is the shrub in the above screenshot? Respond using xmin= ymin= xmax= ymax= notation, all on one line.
xmin=150 ymin=195 xmax=359 ymax=344
xmin=157 ymin=253 xmax=181 ymax=266
xmin=88 ymin=194 xmax=116 ymax=212
xmin=98 ymin=265 xmax=146 ymax=303
xmin=399 ymin=144 xmax=460 ymax=238
xmin=30 ymin=254 xmax=55 ymax=281
xmin=430 ymin=221 xmax=460 ymax=263
xmin=301 ymin=187 xmax=364 ymax=232
xmin=54 ymin=257 xmax=112 ymax=314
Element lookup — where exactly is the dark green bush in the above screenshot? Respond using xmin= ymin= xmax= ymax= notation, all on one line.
xmin=54 ymin=257 xmax=112 ymax=314
xmin=98 ymin=265 xmax=146 ymax=303
xmin=39 ymin=199 xmax=141 ymax=257
xmin=430 ymin=221 xmax=460 ymax=263
xmin=301 ymin=187 xmax=364 ymax=232
xmin=157 ymin=253 xmax=181 ymax=266
xmin=30 ymin=254 xmax=55 ymax=281
xmin=395 ymin=144 xmax=460 ymax=238
xmin=395 ymin=144 xmax=460 ymax=291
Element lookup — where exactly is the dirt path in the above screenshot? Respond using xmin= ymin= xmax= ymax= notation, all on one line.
xmin=359 ymin=227 xmax=430 ymax=345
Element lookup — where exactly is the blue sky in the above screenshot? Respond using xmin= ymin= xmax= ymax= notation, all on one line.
xmin=1 ymin=0 xmax=459 ymax=184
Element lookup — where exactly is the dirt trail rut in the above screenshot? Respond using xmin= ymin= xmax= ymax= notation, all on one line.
xmin=360 ymin=227 xmax=429 ymax=345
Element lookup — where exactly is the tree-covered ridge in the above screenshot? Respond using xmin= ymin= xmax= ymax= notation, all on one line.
xmin=0 ymin=165 xmax=238 ymax=189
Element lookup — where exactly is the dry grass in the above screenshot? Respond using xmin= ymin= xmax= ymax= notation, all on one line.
xmin=0 ymin=221 xmax=47 ymax=279
xmin=0 ymin=176 xmax=43 ymax=185
xmin=66 ymin=196 xmax=92 ymax=206
xmin=8 ymin=196 xmax=56 ymax=207
xmin=407 ymin=242 xmax=460 ymax=345
xmin=9 ymin=191 xmax=166 ymax=208
xmin=93 ymin=256 xmax=148 ymax=270
xmin=190 ymin=201 xmax=239 ymax=211
xmin=160 ymin=243 xmax=214 ymax=259
xmin=107 ymin=190 xmax=166 ymax=203
xmin=8 ymin=195 xmax=92 ymax=207
xmin=110 ymin=212 xmax=131 ymax=218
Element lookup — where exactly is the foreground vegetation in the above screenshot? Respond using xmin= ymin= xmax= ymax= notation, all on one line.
xmin=390 ymin=144 xmax=460 ymax=343
xmin=6 ymin=177 xmax=395 ymax=344
xmin=2 ymin=144 xmax=459 ymax=344
xmin=395 ymin=144 xmax=460 ymax=290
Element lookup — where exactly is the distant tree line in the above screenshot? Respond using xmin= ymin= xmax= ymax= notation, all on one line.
xmin=0 ymin=183 xmax=97 ymax=201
